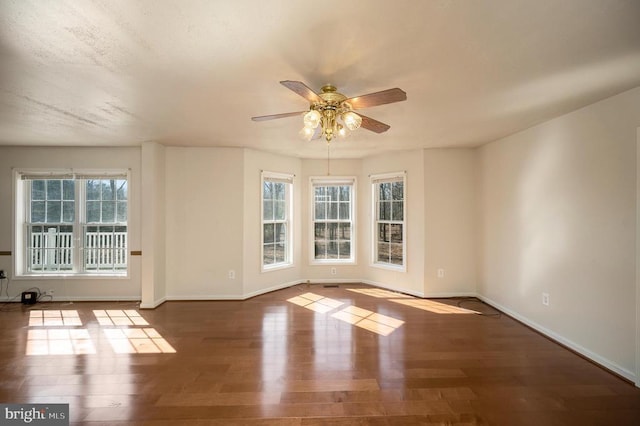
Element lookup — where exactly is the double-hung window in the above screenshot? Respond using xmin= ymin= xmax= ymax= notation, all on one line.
xmin=262 ymin=172 xmax=293 ymax=270
xmin=311 ymin=177 xmax=355 ymax=263
xmin=15 ymin=171 xmax=129 ymax=276
xmin=372 ymin=172 xmax=405 ymax=269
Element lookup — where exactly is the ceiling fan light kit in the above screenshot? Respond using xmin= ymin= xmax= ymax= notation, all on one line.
xmin=252 ymin=81 xmax=406 ymax=143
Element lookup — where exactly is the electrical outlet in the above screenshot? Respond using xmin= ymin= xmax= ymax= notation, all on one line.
xmin=331 ymin=267 xmax=337 ymax=275
xmin=228 ymin=270 xmax=235 ymax=279
xmin=542 ymin=292 xmax=550 ymax=306
xmin=437 ymin=268 xmax=445 ymax=278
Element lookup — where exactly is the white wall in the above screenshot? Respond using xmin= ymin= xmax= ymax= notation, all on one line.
xmin=0 ymin=146 xmax=141 ymax=301
xmin=478 ymin=87 xmax=640 ymax=382
xmin=424 ymin=149 xmax=477 ymax=296
xmin=140 ymin=142 xmax=166 ymax=308
xmin=242 ymin=149 xmax=302 ymax=296
xmin=164 ymin=147 xmax=244 ymax=298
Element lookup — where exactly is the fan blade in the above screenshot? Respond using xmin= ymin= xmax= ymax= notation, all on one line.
xmin=345 ymin=88 xmax=407 ymax=110
xmin=358 ymin=114 xmax=391 ymax=133
xmin=251 ymin=111 xmax=306 ymax=122
xmin=280 ymin=80 xmax=322 ymax=104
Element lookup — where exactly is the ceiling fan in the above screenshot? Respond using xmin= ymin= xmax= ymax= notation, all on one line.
xmin=251 ymin=80 xmax=407 ymax=142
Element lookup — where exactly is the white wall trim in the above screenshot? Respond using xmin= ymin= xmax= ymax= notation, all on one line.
xmin=361 ymin=279 xmax=425 ymax=298
xmin=477 ymin=294 xmax=637 ymax=384
xmin=0 ymin=296 xmax=141 ymax=304
xmin=636 ymin=127 xmax=640 ymax=388
xmin=140 ymin=296 xmax=167 ymax=309
xmin=243 ymin=279 xmax=304 ymax=299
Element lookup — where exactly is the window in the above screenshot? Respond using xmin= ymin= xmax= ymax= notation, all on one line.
xmin=372 ymin=172 xmax=405 ymax=269
xmin=311 ymin=177 xmax=355 ymax=263
xmin=262 ymin=172 xmax=293 ymax=269
xmin=16 ymin=171 xmax=128 ymax=276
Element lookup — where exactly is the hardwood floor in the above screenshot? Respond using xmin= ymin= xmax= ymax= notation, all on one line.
xmin=1 ymin=283 xmax=639 ymax=425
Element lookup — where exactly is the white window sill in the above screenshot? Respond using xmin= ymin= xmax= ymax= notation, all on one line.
xmin=261 ymin=263 xmax=294 ymax=273
xmin=371 ymin=262 xmax=406 ymax=272
xmin=13 ymin=273 xmax=129 ymax=280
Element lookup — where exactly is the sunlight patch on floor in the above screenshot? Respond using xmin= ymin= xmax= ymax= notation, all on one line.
xmin=331 ymin=306 xmax=404 ymax=336
xmin=103 ymin=328 xmax=176 ymax=354
xmin=93 ymin=309 xmax=149 ymax=326
xmin=346 ymin=288 xmax=413 ymax=299
xmin=29 ymin=310 xmax=82 ymax=326
xmin=287 ymin=292 xmax=344 ymax=313
xmin=389 ymin=298 xmax=480 ymax=314
xmin=26 ymin=328 xmax=96 ymax=355
xmin=25 ymin=309 xmax=176 ymax=355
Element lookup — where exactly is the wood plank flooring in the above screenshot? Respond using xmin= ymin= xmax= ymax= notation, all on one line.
xmin=1 ymin=283 xmax=639 ymax=425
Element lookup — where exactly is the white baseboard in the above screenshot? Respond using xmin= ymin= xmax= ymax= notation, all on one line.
xmin=361 ymin=279 xmax=425 ymax=298
xmin=477 ymin=294 xmax=637 ymax=384
xmin=139 ymin=296 xmax=167 ymax=309
xmin=243 ymin=279 xmax=304 ymax=299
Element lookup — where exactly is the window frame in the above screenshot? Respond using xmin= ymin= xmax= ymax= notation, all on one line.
xmin=309 ymin=176 xmax=356 ymax=265
xmin=13 ymin=169 xmax=130 ymax=278
xmin=371 ymin=172 xmax=406 ymax=271
xmin=261 ymin=171 xmax=294 ymax=272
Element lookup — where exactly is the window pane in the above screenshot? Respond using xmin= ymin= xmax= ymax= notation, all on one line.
xmin=116 ymin=180 xmax=127 ymax=200
xmin=339 ymin=202 xmax=350 ymax=220
xmin=263 ymin=181 xmax=272 ymax=200
xmin=326 ymin=240 xmax=339 ymax=259
xmin=87 ymin=201 xmax=100 ymax=222
xmin=315 ymin=186 xmax=326 ymax=201
xmin=377 ymin=242 xmax=390 ymax=262
xmin=274 ymin=223 xmax=286 ymax=243
xmin=102 ymin=180 xmax=115 ymax=200
xmin=63 ymin=180 xmax=75 ymax=200
xmin=339 ymin=242 xmax=351 ymax=259
xmin=31 ymin=201 xmax=45 ymax=222
xmin=390 ymin=243 xmax=403 ymax=265
xmin=263 ymin=244 xmax=274 ymax=265
xmin=314 ymin=223 xmax=326 ymax=239
xmin=392 ymin=181 xmax=403 ymax=200
xmin=314 ymin=241 xmax=326 ymax=259
xmin=263 ymin=200 xmax=273 ymax=221
xmin=101 ymin=201 xmax=115 ymax=222
xmin=86 ymin=180 xmax=100 ymax=200
xmin=339 ymin=186 xmax=350 ymax=201
xmin=117 ymin=202 xmax=127 ymax=222
xmin=327 ymin=222 xmax=338 ymax=241
xmin=275 ymin=243 xmax=286 ymax=263
xmin=46 ymin=201 xmax=61 ymax=223
xmin=380 ymin=182 xmax=391 ymax=201
xmin=63 ymin=201 xmax=75 ymax=222
xmin=32 ymin=180 xmax=45 ymax=200
xmin=274 ymin=200 xmax=285 ymax=220
xmin=47 ymin=180 xmax=61 ymax=200
xmin=392 ymin=201 xmax=403 ymax=221
xmin=315 ymin=202 xmax=325 ymax=220
xmin=338 ymin=223 xmax=351 ymax=241
xmin=377 ymin=223 xmax=388 ymax=243
xmin=390 ymin=224 xmax=403 ymax=243
xmin=263 ymin=224 xmax=274 ymax=244
xmin=327 ymin=202 xmax=338 ymax=220
xmin=274 ymin=183 xmax=286 ymax=200
xmin=379 ymin=201 xmax=391 ymax=221
xmin=327 ymin=186 xmax=338 ymax=202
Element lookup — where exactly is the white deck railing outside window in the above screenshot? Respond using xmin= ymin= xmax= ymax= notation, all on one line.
xmin=28 ymin=227 xmax=127 ymax=272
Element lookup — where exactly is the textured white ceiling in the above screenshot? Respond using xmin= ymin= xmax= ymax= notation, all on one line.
xmin=1 ymin=0 xmax=639 ymax=158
